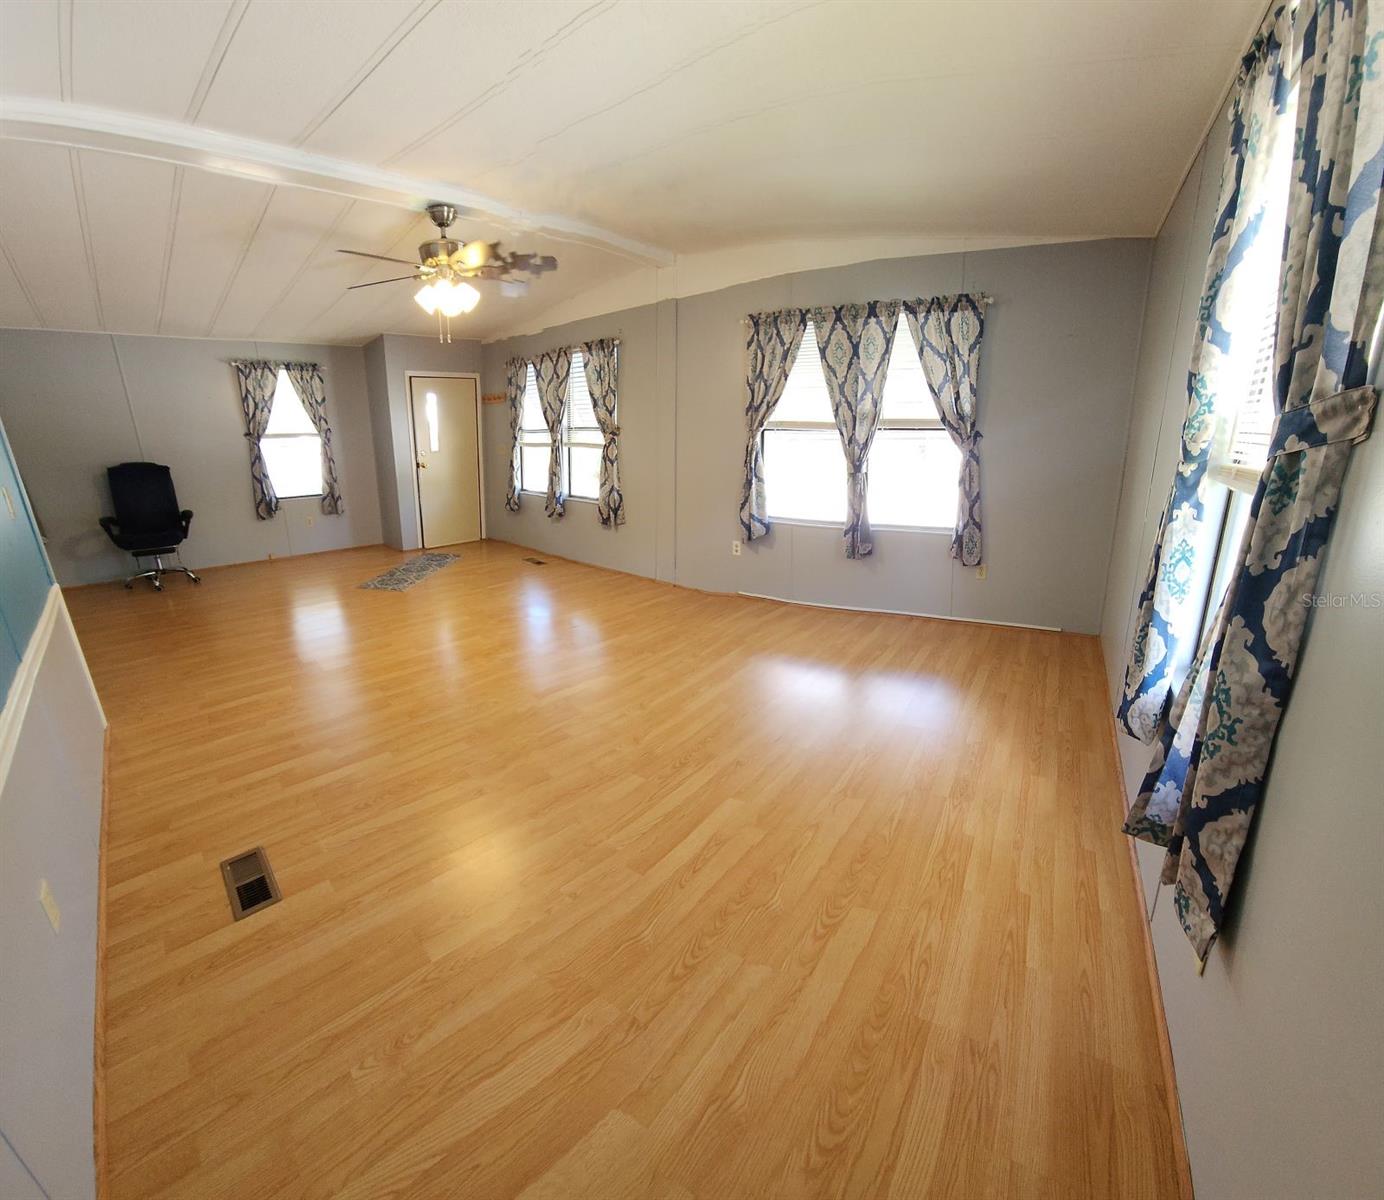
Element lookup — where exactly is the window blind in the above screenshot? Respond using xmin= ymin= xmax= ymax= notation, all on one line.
xmin=1211 ymin=301 xmax=1277 ymax=493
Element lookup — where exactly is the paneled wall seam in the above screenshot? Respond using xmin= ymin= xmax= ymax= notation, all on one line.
xmin=0 ymin=1126 xmax=50 ymax=1200
xmin=107 ymin=336 xmax=145 ymax=458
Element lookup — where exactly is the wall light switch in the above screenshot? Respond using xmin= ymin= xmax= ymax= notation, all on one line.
xmin=305 ymin=514 xmax=315 ymax=528
xmin=731 ymin=540 xmax=742 ymax=557
xmin=39 ymin=879 xmax=61 ymax=933
xmin=976 ymin=564 xmax=988 ymax=581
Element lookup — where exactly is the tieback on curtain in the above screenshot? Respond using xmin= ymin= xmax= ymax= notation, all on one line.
xmin=1268 ymin=385 xmax=1376 ymax=454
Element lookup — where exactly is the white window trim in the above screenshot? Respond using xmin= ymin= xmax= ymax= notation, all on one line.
xmin=767 ymin=515 xmax=954 ymax=535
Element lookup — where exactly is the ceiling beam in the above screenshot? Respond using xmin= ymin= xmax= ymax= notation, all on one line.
xmin=0 ymin=97 xmax=675 ymax=267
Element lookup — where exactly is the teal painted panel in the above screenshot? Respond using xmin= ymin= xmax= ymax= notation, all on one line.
xmin=0 ymin=418 xmax=52 ymax=658
xmin=0 ymin=609 xmax=19 ymax=702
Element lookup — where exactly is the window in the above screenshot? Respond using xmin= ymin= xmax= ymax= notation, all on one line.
xmin=518 ymin=363 xmax=548 ymax=492
xmin=1195 ymin=73 xmax=1297 ymax=639
xmin=763 ymin=319 xmax=960 ymax=528
xmin=517 ymin=350 xmax=613 ymax=501
xmin=564 ymin=351 xmax=604 ymax=501
xmin=1209 ymin=287 xmax=1278 ymax=493
xmin=260 ymin=369 xmax=323 ymax=499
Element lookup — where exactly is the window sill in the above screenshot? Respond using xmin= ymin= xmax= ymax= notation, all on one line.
xmin=518 ymin=490 xmax=600 ymax=504
xmin=767 ymin=516 xmax=952 ymax=535
xmin=277 ymin=492 xmax=325 ymax=501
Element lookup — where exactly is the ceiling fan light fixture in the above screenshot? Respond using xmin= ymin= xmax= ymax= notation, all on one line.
xmin=414 ymin=281 xmax=440 ymax=315
xmin=435 ymin=279 xmax=481 ymax=317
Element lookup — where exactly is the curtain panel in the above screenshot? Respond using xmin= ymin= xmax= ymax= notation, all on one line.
xmin=232 ymin=360 xmax=280 ymax=520
xmin=810 ymin=301 xmax=900 ymax=557
xmin=739 ymin=309 xmax=808 ymax=540
xmin=1124 ymin=0 xmax=1382 ymax=963
xmin=504 ymin=357 xmax=527 ymax=512
xmin=282 ymin=362 xmax=344 ymax=516
xmin=904 ymin=294 xmax=990 ymax=566
xmin=581 ymin=338 xmax=624 ymax=526
xmin=1115 ymin=13 xmax=1297 ymax=744
xmin=535 ymin=348 xmax=571 ymax=518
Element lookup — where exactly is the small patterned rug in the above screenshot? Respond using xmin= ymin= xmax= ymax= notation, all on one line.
xmin=360 ymin=552 xmax=460 ymax=592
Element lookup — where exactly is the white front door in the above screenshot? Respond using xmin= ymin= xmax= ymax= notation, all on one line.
xmin=409 ymin=375 xmax=482 ymax=548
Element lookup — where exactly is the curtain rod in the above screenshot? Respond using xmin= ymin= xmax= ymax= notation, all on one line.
xmin=506 ymin=335 xmax=621 ymax=359
xmin=740 ymin=294 xmax=994 ymax=325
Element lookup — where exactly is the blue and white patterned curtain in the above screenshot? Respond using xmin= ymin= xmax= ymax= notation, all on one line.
xmin=904 ymin=294 xmax=989 ymax=566
xmin=504 ymin=357 xmax=527 ymax=513
xmin=740 ymin=309 xmax=808 ymax=540
xmin=811 ymin=301 xmax=900 ymax=557
xmin=1116 ymin=13 xmax=1298 ymax=743
xmin=233 ymin=360 xmax=280 ymax=520
xmin=535 ymin=348 xmax=571 ymax=519
xmin=1125 ymin=0 xmax=1382 ymax=963
xmin=582 ymin=339 xmax=624 ymax=526
xmin=282 ymin=362 xmax=344 ymax=516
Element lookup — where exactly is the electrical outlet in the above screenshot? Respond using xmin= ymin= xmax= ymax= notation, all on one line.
xmin=976 ymin=564 xmax=988 ymax=581
xmin=39 ymin=879 xmax=60 ymax=933
xmin=305 ymin=514 xmax=315 ymax=528
xmin=731 ymin=540 xmax=742 ymax=557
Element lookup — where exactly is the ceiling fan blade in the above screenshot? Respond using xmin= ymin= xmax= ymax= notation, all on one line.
xmin=337 ymin=249 xmax=418 ymax=266
xmin=347 ymin=275 xmax=420 ymax=290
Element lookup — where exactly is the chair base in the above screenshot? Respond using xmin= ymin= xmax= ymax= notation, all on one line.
xmin=124 ymin=553 xmax=201 ymax=592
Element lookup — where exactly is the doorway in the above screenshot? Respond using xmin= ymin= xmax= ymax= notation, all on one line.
xmin=408 ymin=374 xmax=482 ymax=548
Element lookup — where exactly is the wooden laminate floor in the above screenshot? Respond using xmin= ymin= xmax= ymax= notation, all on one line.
xmin=67 ymin=541 xmax=1180 ymax=1199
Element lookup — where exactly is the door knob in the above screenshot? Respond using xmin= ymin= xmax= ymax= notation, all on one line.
xmin=417 ymin=461 xmax=428 ymax=469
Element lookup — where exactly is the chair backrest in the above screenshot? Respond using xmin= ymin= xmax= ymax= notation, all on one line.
xmin=107 ymin=462 xmax=182 ymax=534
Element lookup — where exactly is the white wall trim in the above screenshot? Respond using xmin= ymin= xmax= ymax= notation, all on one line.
xmin=737 ymin=590 xmax=1062 ymax=633
xmin=0 ymin=97 xmax=674 ymax=267
xmin=0 ymin=584 xmax=104 ymax=788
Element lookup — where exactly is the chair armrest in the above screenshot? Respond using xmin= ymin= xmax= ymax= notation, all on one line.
xmin=179 ymin=509 xmax=193 ymax=535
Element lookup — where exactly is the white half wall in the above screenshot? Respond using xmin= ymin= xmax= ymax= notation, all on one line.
xmin=0 ymin=587 xmax=106 ymax=1200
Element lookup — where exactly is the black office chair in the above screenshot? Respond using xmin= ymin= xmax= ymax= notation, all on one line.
xmin=99 ymin=462 xmax=201 ymax=591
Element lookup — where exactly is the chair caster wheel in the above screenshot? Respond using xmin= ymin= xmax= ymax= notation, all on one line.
xmin=123 ymin=580 xmax=133 ymax=590
xmin=153 ymin=581 xmax=163 ymax=592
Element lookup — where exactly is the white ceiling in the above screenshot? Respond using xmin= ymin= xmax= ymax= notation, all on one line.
xmin=0 ymin=0 xmax=1265 ymax=344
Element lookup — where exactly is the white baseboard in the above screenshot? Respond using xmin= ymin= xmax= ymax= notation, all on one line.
xmin=736 ymin=590 xmax=1063 ymax=633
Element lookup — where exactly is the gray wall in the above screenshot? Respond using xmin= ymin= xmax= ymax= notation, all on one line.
xmin=479 ymin=301 xmax=678 ymax=581
xmin=363 ymin=333 xmax=482 ymax=551
xmin=1099 ymin=103 xmax=1384 ymax=1200
xmin=0 ymin=329 xmax=385 ymax=586
xmin=481 ymin=238 xmax=1150 ymax=634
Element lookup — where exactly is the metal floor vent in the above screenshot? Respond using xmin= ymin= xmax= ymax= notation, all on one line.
xmin=523 ymin=556 xmax=547 ymax=565
xmin=220 ymin=847 xmax=281 ymax=921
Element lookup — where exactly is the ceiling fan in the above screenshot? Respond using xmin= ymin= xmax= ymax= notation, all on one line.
xmin=338 ymin=203 xmax=558 ymax=342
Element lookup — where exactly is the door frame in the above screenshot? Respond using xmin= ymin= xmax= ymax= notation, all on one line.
xmin=404 ymin=370 xmax=485 ymax=549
